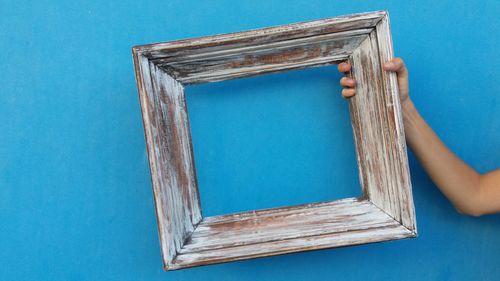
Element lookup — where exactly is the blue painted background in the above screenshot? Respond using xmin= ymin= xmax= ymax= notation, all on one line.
xmin=1 ymin=1 xmax=499 ymax=280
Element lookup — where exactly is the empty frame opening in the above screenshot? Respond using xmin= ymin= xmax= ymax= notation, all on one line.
xmin=186 ymin=66 xmax=361 ymax=216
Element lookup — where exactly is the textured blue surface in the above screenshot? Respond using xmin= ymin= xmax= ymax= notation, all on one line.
xmin=1 ymin=1 xmax=499 ymax=280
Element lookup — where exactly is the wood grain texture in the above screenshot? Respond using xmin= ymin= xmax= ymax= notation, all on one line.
xmin=133 ymin=52 xmax=202 ymax=269
xmin=135 ymin=11 xmax=386 ymax=58
xmin=158 ymin=30 xmax=369 ymax=84
xmin=132 ymin=10 xmax=417 ymax=271
xmin=171 ymin=198 xmax=413 ymax=269
xmin=348 ymin=21 xmax=416 ymax=234
xmin=374 ymin=15 xmax=417 ymax=232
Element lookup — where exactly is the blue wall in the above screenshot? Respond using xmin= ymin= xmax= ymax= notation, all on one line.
xmin=1 ymin=1 xmax=498 ymax=280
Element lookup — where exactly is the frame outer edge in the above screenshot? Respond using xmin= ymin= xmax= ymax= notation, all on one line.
xmin=135 ymin=11 xmax=387 ymax=56
xmin=375 ymin=13 xmax=417 ymax=234
xmin=132 ymin=48 xmax=173 ymax=268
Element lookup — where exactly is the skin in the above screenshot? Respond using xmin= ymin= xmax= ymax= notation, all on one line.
xmin=337 ymin=58 xmax=500 ymax=217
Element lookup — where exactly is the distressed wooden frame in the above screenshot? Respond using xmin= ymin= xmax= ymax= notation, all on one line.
xmin=132 ymin=10 xmax=417 ymax=271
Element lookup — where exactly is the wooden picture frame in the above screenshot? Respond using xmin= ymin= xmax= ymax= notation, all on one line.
xmin=132 ymin=10 xmax=417 ymax=271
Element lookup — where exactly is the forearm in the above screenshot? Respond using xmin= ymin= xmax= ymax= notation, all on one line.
xmin=402 ymin=100 xmax=483 ymax=215
xmin=338 ymin=58 xmax=499 ymax=216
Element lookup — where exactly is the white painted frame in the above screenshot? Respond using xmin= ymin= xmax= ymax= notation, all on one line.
xmin=132 ymin=10 xmax=417 ymax=271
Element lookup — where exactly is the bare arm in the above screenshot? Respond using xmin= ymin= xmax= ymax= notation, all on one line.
xmin=338 ymin=58 xmax=500 ymax=216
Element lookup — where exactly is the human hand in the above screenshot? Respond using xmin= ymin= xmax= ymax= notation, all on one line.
xmin=337 ymin=58 xmax=410 ymax=106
